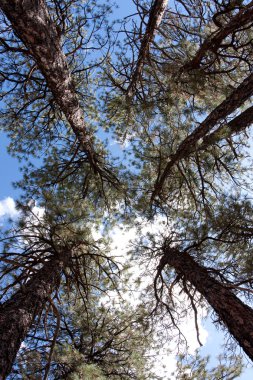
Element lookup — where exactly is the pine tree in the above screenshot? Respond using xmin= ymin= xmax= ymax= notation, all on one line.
xmin=171 ymin=351 xmax=243 ymax=380
xmin=1 ymin=0 xmax=253 ymax=378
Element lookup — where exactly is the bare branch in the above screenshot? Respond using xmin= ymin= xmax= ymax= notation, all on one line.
xmin=183 ymin=1 xmax=253 ymax=71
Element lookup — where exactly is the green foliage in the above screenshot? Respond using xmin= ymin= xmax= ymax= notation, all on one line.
xmin=171 ymin=352 xmax=243 ymax=380
xmin=50 ymin=276 xmax=161 ymax=379
xmin=54 ymin=346 xmax=107 ymax=380
xmin=1 ymin=0 xmax=253 ymax=378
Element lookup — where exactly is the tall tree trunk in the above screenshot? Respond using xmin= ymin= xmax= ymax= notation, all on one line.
xmin=160 ymin=247 xmax=253 ymax=361
xmin=126 ymin=0 xmax=168 ymax=97
xmin=0 ymin=0 xmax=98 ymax=171
xmin=0 ymin=259 xmax=61 ymax=379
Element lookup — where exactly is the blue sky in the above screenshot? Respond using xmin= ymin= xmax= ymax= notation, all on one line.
xmin=0 ymin=133 xmax=21 ymax=199
xmin=0 ymin=0 xmax=253 ymax=378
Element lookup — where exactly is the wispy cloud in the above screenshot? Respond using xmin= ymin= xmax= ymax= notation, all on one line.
xmin=0 ymin=197 xmax=20 ymax=219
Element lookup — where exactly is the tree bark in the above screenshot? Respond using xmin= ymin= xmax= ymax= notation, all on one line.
xmin=0 ymin=259 xmax=61 ymax=379
xmin=126 ymin=0 xmax=168 ymax=97
xmin=198 ymin=105 xmax=253 ymax=151
xmin=160 ymin=247 xmax=253 ymax=361
xmin=0 ymin=0 xmax=98 ymax=170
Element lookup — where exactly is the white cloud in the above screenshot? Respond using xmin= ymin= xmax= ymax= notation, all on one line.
xmin=31 ymin=205 xmax=45 ymax=220
xmin=0 ymin=197 xmax=19 ymax=219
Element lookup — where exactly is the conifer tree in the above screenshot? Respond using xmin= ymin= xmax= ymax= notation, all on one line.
xmin=1 ymin=0 xmax=253 ymax=378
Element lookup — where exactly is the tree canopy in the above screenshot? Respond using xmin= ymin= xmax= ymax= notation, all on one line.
xmin=1 ymin=0 xmax=253 ymax=378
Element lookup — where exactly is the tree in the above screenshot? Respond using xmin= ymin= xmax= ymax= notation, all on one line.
xmin=10 ymin=257 xmax=160 ymax=379
xmin=46 ymin=299 xmax=159 ymax=379
xmin=171 ymin=351 xmax=243 ymax=379
xmin=1 ymin=0 xmax=253 ymax=378
xmin=0 ymin=0 xmax=114 ymax=181
xmin=156 ymin=246 xmax=253 ymax=361
xmin=0 ymin=191 xmax=120 ymax=377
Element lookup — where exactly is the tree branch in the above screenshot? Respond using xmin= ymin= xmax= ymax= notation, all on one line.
xmin=183 ymin=1 xmax=253 ymax=71
xmin=152 ymin=72 xmax=253 ymax=198
xmin=198 ymin=105 xmax=253 ymax=151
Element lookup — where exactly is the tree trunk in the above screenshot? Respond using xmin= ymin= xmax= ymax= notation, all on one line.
xmin=198 ymin=105 xmax=253 ymax=151
xmin=126 ymin=0 xmax=168 ymax=97
xmin=161 ymin=247 xmax=253 ymax=361
xmin=0 ymin=259 xmax=61 ymax=379
xmin=153 ymin=72 xmax=253 ymax=198
xmin=0 ymin=0 xmax=98 ymax=169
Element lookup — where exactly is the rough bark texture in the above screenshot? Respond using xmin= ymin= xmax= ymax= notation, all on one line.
xmin=153 ymin=72 xmax=253 ymax=197
xmin=127 ymin=0 xmax=168 ymax=96
xmin=0 ymin=0 xmax=98 ymax=169
xmin=183 ymin=1 xmax=253 ymax=71
xmin=0 ymin=259 xmax=61 ymax=379
xmin=198 ymin=105 xmax=253 ymax=151
xmin=161 ymin=247 xmax=253 ymax=361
